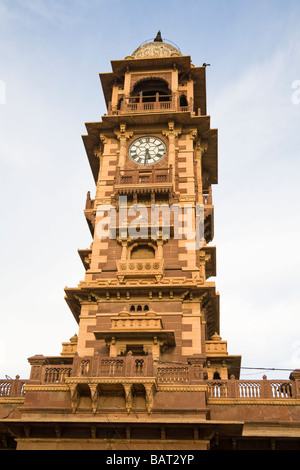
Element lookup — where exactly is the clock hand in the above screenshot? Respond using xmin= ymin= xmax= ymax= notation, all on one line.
xmin=144 ymin=148 xmax=150 ymax=164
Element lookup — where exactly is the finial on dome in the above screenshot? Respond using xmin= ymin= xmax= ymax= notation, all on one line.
xmin=154 ymin=31 xmax=163 ymax=42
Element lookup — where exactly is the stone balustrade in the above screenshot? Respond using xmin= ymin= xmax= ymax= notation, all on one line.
xmin=207 ymin=376 xmax=297 ymax=400
xmin=0 ymin=376 xmax=26 ymax=397
xmin=2 ymin=363 xmax=300 ymax=403
xmin=115 ymin=167 xmax=172 ymax=186
xmin=108 ymin=94 xmax=194 ymax=115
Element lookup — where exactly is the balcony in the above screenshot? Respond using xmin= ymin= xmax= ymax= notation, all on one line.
xmin=203 ymin=186 xmax=212 ymax=205
xmin=3 ymin=364 xmax=299 ymax=402
xmin=115 ymin=167 xmax=172 ymax=187
xmin=2 ymin=364 xmax=300 ymax=420
xmin=108 ymin=93 xmax=194 ymax=116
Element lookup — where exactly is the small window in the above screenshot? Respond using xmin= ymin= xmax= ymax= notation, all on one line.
xmin=126 ymin=345 xmax=146 ymax=356
xmin=180 ymin=94 xmax=188 ymax=107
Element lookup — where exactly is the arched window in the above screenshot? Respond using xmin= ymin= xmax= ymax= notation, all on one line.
xmin=132 ymin=78 xmax=171 ymax=103
xmin=130 ymin=305 xmax=135 ymax=312
xmin=213 ymin=371 xmax=221 ymax=380
xmin=179 ymin=94 xmax=188 ymax=107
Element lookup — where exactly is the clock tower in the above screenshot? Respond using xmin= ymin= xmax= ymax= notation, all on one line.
xmin=61 ymin=32 xmax=241 ymax=428
xmin=64 ymin=33 xmax=240 ymax=384
xmin=2 ymin=32 xmax=300 ymax=452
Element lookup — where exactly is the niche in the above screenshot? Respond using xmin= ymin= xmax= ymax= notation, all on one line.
xmin=130 ymin=245 xmax=155 ymax=259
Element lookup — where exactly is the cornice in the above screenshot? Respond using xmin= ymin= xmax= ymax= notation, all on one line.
xmin=208 ymin=398 xmax=300 ymax=406
xmin=0 ymin=397 xmax=25 ymax=405
xmin=23 ymin=385 xmax=69 ymax=393
xmin=157 ymin=385 xmax=207 ymax=392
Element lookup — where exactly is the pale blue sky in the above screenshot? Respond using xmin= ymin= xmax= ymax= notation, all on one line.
xmin=0 ymin=0 xmax=299 ymax=379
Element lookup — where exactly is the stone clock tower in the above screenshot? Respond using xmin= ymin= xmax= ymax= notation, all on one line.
xmin=63 ymin=32 xmax=240 ymax=383
xmin=2 ymin=34 xmax=299 ymax=451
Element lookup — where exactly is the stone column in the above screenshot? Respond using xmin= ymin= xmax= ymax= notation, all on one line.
xmin=27 ymin=355 xmax=47 ymax=384
xmin=195 ymin=137 xmax=208 ymax=204
xmin=114 ymin=123 xmax=133 ymax=171
xmin=290 ymin=369 xmax=300 ymax=398
xmin=162 ymin=121 xmax=181 ymax=184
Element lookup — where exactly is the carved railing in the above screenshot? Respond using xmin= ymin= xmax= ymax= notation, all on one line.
xmin=4 ymin=361 xmax=299 ymax=404
xmin=157 ymin=366 xmax=190 ymax=384
xmin=207 ymin=377 xmax=296 ymax=400
xmin=0 ymin=376 xmax=27 ymax=397
xmin=115 ymin=167 xmax=172 ymax=186
xmin=100 ymin=358 xmax=125 ymax=377
xmin=71 ymin=353 xmax=154 ymax=379
xmin=108 ymin=94 xmax=194 ymax=115
xmin=207 ymin=380 xmax=228 ymax=398
xmin=43 ymin=366 xmax=72 ymax=384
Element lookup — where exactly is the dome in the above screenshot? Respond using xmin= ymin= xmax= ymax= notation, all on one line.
xmin=130 ymin=32 xmax=182 ymax=59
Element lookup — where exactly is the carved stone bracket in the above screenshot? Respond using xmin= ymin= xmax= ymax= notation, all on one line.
xmin=88 ymin=384 xmax=99 ymax=414
xmin=123 ymin=383 xmax=133 ymax=414
xmin=69 ymin=383 xmax=80 ymax=414
xmin=144 ymin=383 xmax=155 ymax=414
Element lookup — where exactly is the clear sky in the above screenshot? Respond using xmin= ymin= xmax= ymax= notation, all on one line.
xmin=0 ymin=0 xmax=299 ymax=380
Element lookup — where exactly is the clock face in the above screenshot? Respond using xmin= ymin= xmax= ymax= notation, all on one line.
xmin=128 ymin=136 xmax=167 ymax=166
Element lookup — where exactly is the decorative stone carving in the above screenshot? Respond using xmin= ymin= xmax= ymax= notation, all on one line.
xmin=131 ymin=41 xmax=182 ymax=59
xmin=123 ymin=383 xmax=133 ymax=414
xmin=89 ymin=384 xmax=99 ymax=414
xmin=116 ymin=259 xmax=164 ymax=283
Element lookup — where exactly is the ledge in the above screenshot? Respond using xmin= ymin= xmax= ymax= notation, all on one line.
xmin=208 ymin=398 xmax=300 ymax=406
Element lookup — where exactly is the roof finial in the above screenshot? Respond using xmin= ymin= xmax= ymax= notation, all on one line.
xmin=154 ymin=31 xmax=163 ymax=42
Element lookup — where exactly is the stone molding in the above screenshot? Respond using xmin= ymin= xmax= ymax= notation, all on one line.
xmin=157 ymin=385 xmax=207 ymax=392
xmin=208 ymin=398 xmax=300 ymax=406
xmin=0 ymin=397 xmax=25 ymax=404
xmin=23 ymin=385 xmax=69 ymax=393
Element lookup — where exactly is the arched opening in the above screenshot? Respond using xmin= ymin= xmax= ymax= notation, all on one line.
xmin=132 ymin=78 xmax=171 ymax=103
xmin=117 ymin=97 xmax=123 ymax=110
xmin=213 ymin=371 xmax=221 ymax=380
xmin=130 ymin=245 xmax=155 ymax=259
xmin=130 ymin=305 xmax=135 ymax=312
xmin=179 ymin=94 xmax=188 ymax=107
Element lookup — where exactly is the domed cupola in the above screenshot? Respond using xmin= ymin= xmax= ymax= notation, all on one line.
xmin=130 ymin=31 xmax=182 ymax=59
